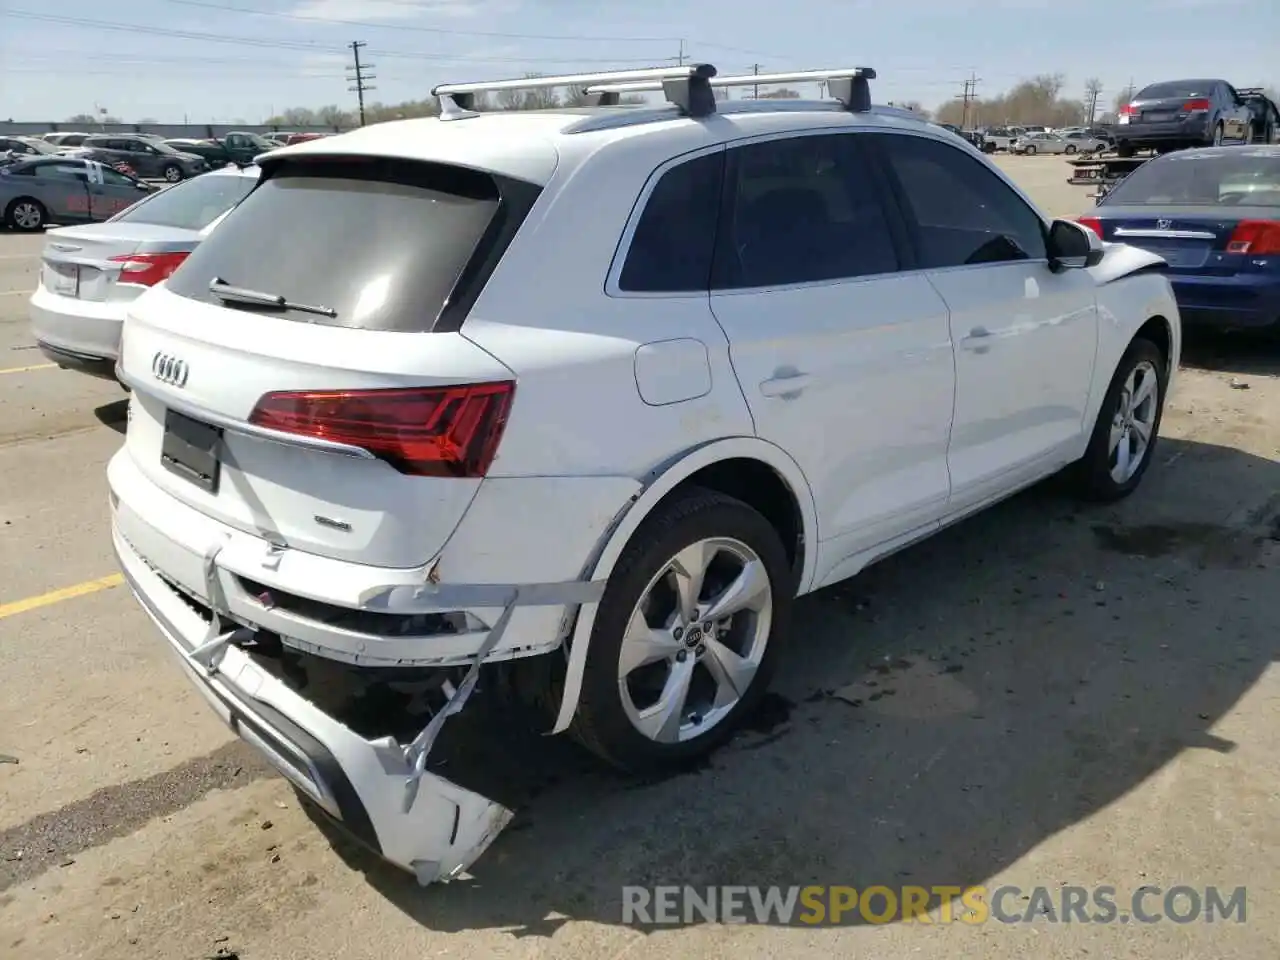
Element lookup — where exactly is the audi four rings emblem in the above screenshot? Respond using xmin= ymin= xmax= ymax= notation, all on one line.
xmin=151 ymin=351 xmax=189 ymax=387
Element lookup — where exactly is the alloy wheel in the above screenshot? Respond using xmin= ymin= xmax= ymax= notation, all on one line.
xmin=617 ymin=537 xmax=773 ymax=744
xmin=1109 ymin=359 xmax=1160 ymax=484
xmin=12 ymin=202 xmax=41 ymax=230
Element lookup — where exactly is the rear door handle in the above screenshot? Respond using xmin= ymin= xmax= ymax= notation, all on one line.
xmin=760 ymin=372 xmax=813 ymax=397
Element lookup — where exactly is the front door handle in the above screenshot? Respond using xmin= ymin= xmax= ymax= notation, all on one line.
xmin=759 ymin=372 xmax=813 ymax=398
xmin=961 ymin=326 xmax=992 ymax=353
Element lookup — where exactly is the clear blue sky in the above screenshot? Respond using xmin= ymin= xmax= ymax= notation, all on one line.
xmin=3 ymin=0 xmax=1276 ymax=122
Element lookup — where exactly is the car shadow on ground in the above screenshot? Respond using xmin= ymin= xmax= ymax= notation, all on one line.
xmin=1181 ymin=327 xmax=1280 ymax=378
xmin=305 ymin=433 xmax=1279 ymax=936
xmin=93 ymin=398 xmax=128 ymax=434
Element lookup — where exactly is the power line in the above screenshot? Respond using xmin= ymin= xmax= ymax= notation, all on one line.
xmin=0 ymin=11 xmax=671 ymax=64
xmin=162 ymin=0 xmax=684 ymax=43
xmin=347 ymin=41 xmax=375 ymax=127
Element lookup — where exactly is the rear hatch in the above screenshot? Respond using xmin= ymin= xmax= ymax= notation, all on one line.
xmin=119 ymin=154 xmax=537 ymax=569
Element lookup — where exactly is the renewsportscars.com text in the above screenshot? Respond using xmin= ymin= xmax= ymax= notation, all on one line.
xmin=622 ymin=884 xmax=1247 ymax=926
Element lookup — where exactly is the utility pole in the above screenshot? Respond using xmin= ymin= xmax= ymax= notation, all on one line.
xmin=676 ymin=39 xmax=685 ymax=66
xmin=959 ymin=72 xmax=980 ymax=130
xmin=346 ymin=41 xmax=375 ymax=127
xmin=752 ymin=63 xmax=760 ymax=100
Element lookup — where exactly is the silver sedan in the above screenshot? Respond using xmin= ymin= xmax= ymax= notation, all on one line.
xmin=1012 ymin=132 xmax=1108 ymax=155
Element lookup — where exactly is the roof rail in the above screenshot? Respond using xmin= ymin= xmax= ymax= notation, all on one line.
xmin=587 ymin=66 xmax=877 ymax=113
xmin=432 ymin=64 xmax=718 ymax=117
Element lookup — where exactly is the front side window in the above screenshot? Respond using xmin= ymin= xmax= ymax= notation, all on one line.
xmin=618 ymin=151 xmax=724 ymax=293
xmin=714 ymin=133 xmax=900 ymax=289
xmin=873 ymin=133 xmax=1047 ymax=268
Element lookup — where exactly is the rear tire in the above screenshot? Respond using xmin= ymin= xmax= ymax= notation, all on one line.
xmin=1065 ymin=144 xmax=1077 ymax=154
xmin=162 ymin=164 xmax=183 ymax=183
xmin=5 ymin=197 xmax=45 ymax=232
xmin=1070 ymin=338 xmax=1168 ymax=503
xmin=569 ymin=487 xmax=793 ymax=774
xmin=1024 ymin=144 xmax=1037 ymax=156
xmin=1117 ymin=142 xmax=1135 ymax=158
xmin=1212 ymin=122 xmax=1224 ymax=146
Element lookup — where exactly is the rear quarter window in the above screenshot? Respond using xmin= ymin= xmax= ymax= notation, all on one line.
xmin=166 ymin=158 xmax=513 ymax=332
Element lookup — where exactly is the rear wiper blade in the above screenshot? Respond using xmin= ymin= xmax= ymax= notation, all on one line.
xmin=208 ymin=277 xmax=337 ymax=318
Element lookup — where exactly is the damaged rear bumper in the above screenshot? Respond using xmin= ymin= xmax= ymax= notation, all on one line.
xmin=113 ymin=521 xmax=600 ymax=883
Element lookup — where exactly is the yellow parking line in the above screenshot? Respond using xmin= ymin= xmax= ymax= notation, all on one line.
xmin=0 ymin=573 xmax=125 ymax=621
xmin=0 ymin=362 xmax=55 ymax=375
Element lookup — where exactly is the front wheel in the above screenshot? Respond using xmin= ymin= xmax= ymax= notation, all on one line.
xmin=1065 ymin=144 xmax=1077 ymax=154
xmin=1071 ymin=338 xmax=1168 ymax=502
xmin=569 ymin=487 xmax=793 ymax=773
xmin=1023 ymin=144 xmax=1037 ymax=156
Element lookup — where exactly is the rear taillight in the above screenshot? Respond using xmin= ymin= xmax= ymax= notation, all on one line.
xmin=1226 ymin=220 xmax=1280 ymax=254
xmin=1182 ymin=98 xmax=1211 ymax=112
xmin=1076 ymin=216 xmax=1103 ymax=237
xmin=109 ymin=251 xmax=189 ymax=287
xmin=248 ymin=382 xmax=515 ymax=478
xmin=1119 ymin=104 xmax=1138 ymax=116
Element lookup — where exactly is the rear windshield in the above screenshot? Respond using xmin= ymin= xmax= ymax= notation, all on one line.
xmin=167 ymin=158 xmax=501 ymax=331
xmin=1103 ymin=150 xmax=1280 ymax=206
xmin=115 ymin=172 xmax=256 ymax=229
xmin=1137 ymin=81 xmax=1214 ymax=100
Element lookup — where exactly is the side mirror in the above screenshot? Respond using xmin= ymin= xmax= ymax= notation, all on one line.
xmin=1047 ymin=218 xmax=1104 ymax=271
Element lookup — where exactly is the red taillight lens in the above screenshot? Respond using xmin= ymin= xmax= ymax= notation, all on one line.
xmin=1182 ymin=98 xmax=1211 ymax=111
xmin=1119 ymin=104 xmax=1138 ymax=116
xmin=1225 ymin=219 xmax=1280 ymax=254
xmin=248 ymin=382 xmax=515 ymax=478
xmin=1076 ymin=216 xmax=1103 ymax=237
xmin=109 ymin=251 xmax=189 ymax=287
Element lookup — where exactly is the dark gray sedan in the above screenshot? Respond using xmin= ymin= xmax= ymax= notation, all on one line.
xmin=1 ymin=157 xmax=156 ymax=231
xmin=79 ymin=134 xmax=207 ymax=182
xmin=1114 ymin=79 xmax=1252 ymax=156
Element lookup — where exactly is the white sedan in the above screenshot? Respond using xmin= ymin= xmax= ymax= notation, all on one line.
xmin=29 ymin=165 xmax=257 ymax=379
xmin=1013 ymin=131 xmax=1108 ymax=155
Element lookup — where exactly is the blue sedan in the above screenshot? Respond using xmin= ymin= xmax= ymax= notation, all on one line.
xmin=1077 ymin=146 xmax=1280 ymax=331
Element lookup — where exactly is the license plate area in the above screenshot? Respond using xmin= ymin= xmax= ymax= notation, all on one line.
xmin=161 ymin=408 xmax=222 ymax=493
xmin=1143 ymin=111 xmax=1176 ymax=122
xmin=43 ymin=262 xmax=79 ymax=298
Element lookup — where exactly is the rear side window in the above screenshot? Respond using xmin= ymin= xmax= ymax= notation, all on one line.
xmin=167 ymin=159 xmax=505 ymax=331
xmin=619 ymin=151 xmax=724 ymax=293
xmin=114 ymin=173 xmax=255 ymax=229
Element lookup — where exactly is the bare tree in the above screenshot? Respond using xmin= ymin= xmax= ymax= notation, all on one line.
xmin=66 ymin=113 xmax=96 ymax=124
xmin=316 ymin=104 xmax=352 ymax=126
xmin=1083 ymin=77 xmax=1103 ymax=123
xmin=758 ymin=87 xmax=801 ymax=99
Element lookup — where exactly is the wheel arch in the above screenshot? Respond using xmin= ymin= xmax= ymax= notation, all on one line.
xmin=550 ymin=436 xmax=819 ymax=734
